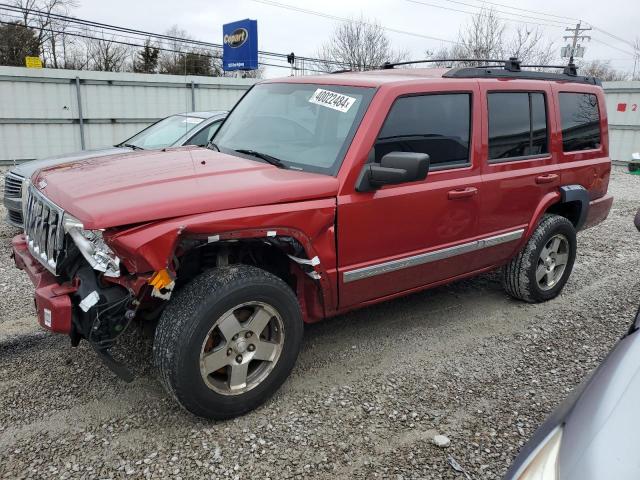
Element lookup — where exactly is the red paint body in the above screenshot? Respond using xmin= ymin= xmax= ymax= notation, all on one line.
xmin=14 ymin=69 xmax=613 ymax=330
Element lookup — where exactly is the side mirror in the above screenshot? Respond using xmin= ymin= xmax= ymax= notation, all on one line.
xmin=355 ymin=152 xmax=430 ymax=192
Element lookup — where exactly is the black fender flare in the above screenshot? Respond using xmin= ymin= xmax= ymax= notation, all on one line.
xmin=559 ymin=185 xmax=589 ymax=231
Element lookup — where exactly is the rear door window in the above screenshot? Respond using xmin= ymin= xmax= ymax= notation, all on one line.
xmin=559 ymin=92 xmax=601 ymax=152
xmin=375 ymin=93 xmax=471 ymax=169
xmin=488 ymin=92 xmax=548 ymax=161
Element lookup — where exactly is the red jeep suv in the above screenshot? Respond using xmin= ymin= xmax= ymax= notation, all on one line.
xmin=12 ymin=60 xmax=613 ymax=419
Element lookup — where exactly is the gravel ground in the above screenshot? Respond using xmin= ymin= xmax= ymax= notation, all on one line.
xmin=1 ymin=166 xmax=639 ymax=479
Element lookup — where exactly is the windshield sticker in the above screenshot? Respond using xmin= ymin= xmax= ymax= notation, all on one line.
xmin=309 ymin=88 xmax=356 ymax=113
xmin=183 ymin=117 xmax=204 ymax=124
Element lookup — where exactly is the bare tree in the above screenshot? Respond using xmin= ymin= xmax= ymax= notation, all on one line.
xmin=158 ymin=26 xmax=223 ymax=76
xmin=11 ymin=0 xmax=78 ymax=67
xmin=87 ymin=36 xmax=130 ymax=72
xmin=429 ymin=8 xmax=554 ymax=68
xmin=315 ymin=15 xmax=407 ymax=72
xmin=578 ymin=59 xmax=629 ymax=81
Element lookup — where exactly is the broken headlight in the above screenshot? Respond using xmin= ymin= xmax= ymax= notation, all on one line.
xmin=63 ymin=214 xmax=121 ymax=277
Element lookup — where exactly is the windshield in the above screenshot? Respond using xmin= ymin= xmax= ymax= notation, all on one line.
xmin=123 ymin=115 xmax=205 ymax=149
xmin=213 ymin=83 xmax=375 ymax=175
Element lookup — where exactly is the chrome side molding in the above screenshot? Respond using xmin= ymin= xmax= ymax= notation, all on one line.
xmin=343 ymin=229 xmax=525 ymax=283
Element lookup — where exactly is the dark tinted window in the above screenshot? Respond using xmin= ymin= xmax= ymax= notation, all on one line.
xmin=186 ymin=119 xmax=222 ymax=146
xmin=559 ymin=93 xmax=601 ymax=151
xmin=375 ymin=93 xmax=471 ymax=167
xmin=488 ymin=92 xmax=548 ymax=160
xmin=530 ymin=93 xmax=548 ymax=154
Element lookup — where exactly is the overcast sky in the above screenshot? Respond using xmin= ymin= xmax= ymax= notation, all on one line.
xmin=76 ymin=0 xmax=638 ymax=78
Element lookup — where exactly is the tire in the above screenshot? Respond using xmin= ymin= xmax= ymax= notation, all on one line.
xmin=502 ymin=214 xmax=577 ymax=303
xmin=153 ymin=265 xmax=303 ymax=419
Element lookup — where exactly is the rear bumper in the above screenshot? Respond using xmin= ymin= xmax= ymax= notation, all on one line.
xmin=12 ymin=234 xmax=76 ymax=334
xmin=583 ymin=194 xmax=614 ymax=230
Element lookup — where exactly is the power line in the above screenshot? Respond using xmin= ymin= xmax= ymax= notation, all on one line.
xmin=590 ymin=26 xmax=637 ymax=51
xmin=434 ymin=0 xmax=580 ymax=23
xmin=406 ymin=0 xmax=570 ymax=28
xmin=0 ymin=3 xmax=353 ymax=68
xmin=414 ymin=0 xmax=573 ymax=27
xmin=249 ymin=0 xmax=460 ymax=44
xmin=0 ymin=19 xmax=323 ymax=72
xmin=590 ymin=37 xmax=635 ymax=57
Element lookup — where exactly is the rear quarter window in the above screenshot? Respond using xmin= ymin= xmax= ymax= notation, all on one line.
xmin=559 ymin=92 xmax=601 ymax=152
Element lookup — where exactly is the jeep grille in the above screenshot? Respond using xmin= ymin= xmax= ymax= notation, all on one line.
xmin=23 ymin=184 xmax=66 ymax=275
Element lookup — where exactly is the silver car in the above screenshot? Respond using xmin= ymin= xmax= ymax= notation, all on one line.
xmin=504 ymin=210 xmax=640 ymax=480
xmin=3 ymin=110 xmax=226 ymax=228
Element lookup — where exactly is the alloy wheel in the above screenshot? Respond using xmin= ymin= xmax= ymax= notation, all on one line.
xmin=199 ymin=302 xmax=284 ymax=395
xmin=536 ymin=234 xmax=570 ymax=291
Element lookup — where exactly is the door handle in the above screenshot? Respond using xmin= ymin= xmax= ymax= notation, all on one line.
xmin=535 ymin=173 xmax=559 ymax=184
xmin=448 ymin=187 xmax=478 ymax=200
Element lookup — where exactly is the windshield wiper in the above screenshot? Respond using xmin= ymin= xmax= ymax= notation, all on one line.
xmin=121 ymin=143 xmax=144 ymax=150
xmin=206 ymin=141 xmax=220 ymax=152
xmin=234 ymin=149 xmax=287 ymax=169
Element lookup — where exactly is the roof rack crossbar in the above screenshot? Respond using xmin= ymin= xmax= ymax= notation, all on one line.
xmin=442 ymin=64 xmax=599 ymax=85
xmin=379 ymin=57 xmax=581 ymax=78
xmin=381 ymin=58 xmax=506 ymax=69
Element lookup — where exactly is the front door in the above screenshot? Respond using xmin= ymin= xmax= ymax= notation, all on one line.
xmin=337 ymin=89 xmax=483 ymax=308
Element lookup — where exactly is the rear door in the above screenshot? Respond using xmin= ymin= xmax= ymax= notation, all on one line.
xmin=337 ymin=85 xmax=483 ymax=308
xmin=475 ymin=82 xmax=560 ymax=268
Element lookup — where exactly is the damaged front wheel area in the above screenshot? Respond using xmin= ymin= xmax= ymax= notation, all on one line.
xmin=152 ymin=265 xmax=303 ymax=419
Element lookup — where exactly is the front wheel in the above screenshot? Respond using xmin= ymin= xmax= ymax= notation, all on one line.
xmin=502 ymin=214 xmax=577 ymax=303
xmin=153 ymin=265 xmax=303 ymax=419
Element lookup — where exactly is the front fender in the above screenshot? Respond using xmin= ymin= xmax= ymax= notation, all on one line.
xmin=104 ymin=198 xmax=338 ymax=312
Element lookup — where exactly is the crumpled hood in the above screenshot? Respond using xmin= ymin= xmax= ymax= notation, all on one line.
xmin=34 ymin=146 xmax=339 ymax=229
xmin=11 ymin=147 xmax=131 ymax=179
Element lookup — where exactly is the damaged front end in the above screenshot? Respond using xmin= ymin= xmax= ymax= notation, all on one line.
xmin=14 ymin=182 xmax=146 ymax=380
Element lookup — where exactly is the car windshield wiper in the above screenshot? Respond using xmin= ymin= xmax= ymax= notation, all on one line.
xmin=234 ymin=149 xmax=287 ymax=169
xmin=206 ymin=141 xmax=220 ymax=152
xmin=121 ymin=143 xmax=144 ymax=150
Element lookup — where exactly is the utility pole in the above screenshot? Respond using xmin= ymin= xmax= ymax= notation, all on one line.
xmin=562 ymin=22 xmax=592 ymax=64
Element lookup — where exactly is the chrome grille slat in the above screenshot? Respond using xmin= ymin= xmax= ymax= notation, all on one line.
xmin=23 ymin=184 xmax=66 ymax=275
xmin=4 ymin=173 xmax=23 ymax=198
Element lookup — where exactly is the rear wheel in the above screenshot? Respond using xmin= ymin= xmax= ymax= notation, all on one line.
xmin=502 ymin=214 xmax=577 ymax=303
xmin=153 ymin=265 xmax=303 ymax=419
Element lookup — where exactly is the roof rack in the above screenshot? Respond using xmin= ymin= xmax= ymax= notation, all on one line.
xmin=381 ymin=58 xmax=507 ymax=69
xmin=380 ymin=57 xmax=599 ymax=86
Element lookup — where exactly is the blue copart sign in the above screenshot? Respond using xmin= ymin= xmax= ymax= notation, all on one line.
xmin=223 ymin=19 xmax=258 ymax=71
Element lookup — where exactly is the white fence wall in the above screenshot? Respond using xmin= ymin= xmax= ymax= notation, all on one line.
xmin=0 ymin=66 xmax=256 ymax=164
xmin=603 ymin=81 xmax=640 ymax=163
xmin=1 ymin=69 xmax=636 ymax=165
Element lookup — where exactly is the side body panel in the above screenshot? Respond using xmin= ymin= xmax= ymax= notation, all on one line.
xmin=476 ymin=80 xmax=611 ymax=268
xmin=335 ymin=80 xmax=484 ymax=307
xmin=476 ymin=80 xmax=562 ymax=268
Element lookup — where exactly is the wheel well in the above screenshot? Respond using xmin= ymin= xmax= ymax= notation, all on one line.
xmin=174 ymin=237 xmax=298 ymax=293
xmin=546 ymin=201 xmax=582 ymax=228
